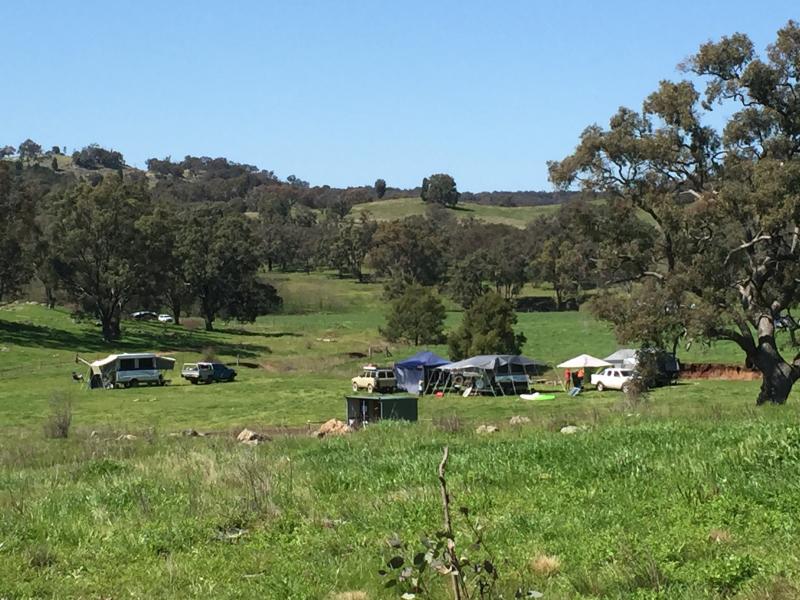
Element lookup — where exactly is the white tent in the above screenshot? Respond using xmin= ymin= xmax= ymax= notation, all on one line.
xmin=557 ymin=354 xmax=612 ymax=369
xmin=604 ymin=349 xmax=638 ymax=368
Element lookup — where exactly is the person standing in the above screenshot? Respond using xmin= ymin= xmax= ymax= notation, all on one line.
xmin=563 ymin=369 xmax=572 ymax=391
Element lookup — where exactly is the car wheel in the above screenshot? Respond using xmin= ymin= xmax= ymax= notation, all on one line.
xmin=352 ymin=382 xmax=359 ymax=392
xmin=367 ymin=383 xmax=374 ymax=393
xmin=596 ymin=382 xmax=605 ymax=392
xmin=190 ymin=379 xmax=198 ymax=385
xmin=129 ymin=379 xmax=139 ymax=388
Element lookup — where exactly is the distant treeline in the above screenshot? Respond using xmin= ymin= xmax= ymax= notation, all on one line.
xmin=2 ymin=141 xmax=575 ymax=211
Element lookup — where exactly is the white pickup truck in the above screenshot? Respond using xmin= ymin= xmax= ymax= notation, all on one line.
xmin=591 ymin=368 xmax=634 ymax=392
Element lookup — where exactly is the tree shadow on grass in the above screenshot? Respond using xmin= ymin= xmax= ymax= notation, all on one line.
xmin=0 ymin=319 xmax=269 ymax=359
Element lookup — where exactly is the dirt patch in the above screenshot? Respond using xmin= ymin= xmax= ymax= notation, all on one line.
xmin=680 ymin=363 xmax=761 ymax=380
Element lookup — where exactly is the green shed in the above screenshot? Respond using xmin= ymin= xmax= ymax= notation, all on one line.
xmin=345 ymin=394 xmax=418 ymax=426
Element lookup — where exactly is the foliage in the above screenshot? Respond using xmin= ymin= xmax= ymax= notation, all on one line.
xmin=369 ymin=216 xmax=449 ymax=292
xmin=421 ymin=173 xmax=460 ymax=208
xmin=550 ymin=20 xmax=800 ymax=404
xmin=381 ymin=284 xmax=446 ymax=346
xmin=0 ymin=163 xmax=36 ymax=302
xmin=42 ymin=392 xmax=71 ymax=439
xmin=328 ymin=213 xmax=377 ymax=281
xmin=449 ymin=291 xmax=526 ymax=360
xmin=49 ymin=176 xmax=154 ymax=340
xmin=72 ymin=144 xmax=125 ymax=170
xmin=375 ymin=178 xmax=387 ymax=199
xmin=447 ymin=254 xmax=489 ymax=309
xmin=18 ymin=138 xmax=42 ymax=161
xmin=177 ymin=207 xmax=281 ymax=330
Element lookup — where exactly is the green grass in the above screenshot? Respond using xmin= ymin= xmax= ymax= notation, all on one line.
xmin=2 ymin=274 xmax=800 ymax=598
xmin=352 ymin=197 xmax=564 ymax=228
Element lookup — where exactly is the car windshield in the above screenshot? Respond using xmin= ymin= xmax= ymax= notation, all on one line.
xmin=621 ymin=370 xmax=633 ymax=376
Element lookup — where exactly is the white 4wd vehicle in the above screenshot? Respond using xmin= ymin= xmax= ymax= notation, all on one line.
xmin=591 ymin=368 xmax=634 ymax=392
xmin=351 ymin=366 xmax=396 ymax=393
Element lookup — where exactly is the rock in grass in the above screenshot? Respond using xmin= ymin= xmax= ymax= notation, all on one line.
xmin=560 ymin=425 xmax=580 ymax=434
xmin=476 ymin=424 xmax=499 ymax=434
xmin=314 ymin=419 xmax=352 ymax=438
xmin=237 ymin=428 xmax=266 ymax=443
xmin=509 ymin=415 xmax=531 ymax=425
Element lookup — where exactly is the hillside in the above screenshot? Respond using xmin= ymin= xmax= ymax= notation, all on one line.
xmin=352 ymin=196 xmax=567 ymax=228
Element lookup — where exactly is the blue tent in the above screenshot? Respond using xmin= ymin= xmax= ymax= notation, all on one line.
xmin=394 ymin=351 xmax=450 ymax=393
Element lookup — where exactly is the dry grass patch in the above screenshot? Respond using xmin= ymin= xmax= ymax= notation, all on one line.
xmin=530 ymin=553 xmax=561 ymax=577
xmin=329 ymin=592 xmax=368 ymax=600
xmin=708 ymin=528 xmax=733 ymax=544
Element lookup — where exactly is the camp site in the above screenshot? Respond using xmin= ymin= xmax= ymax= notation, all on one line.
xmin=4 ymin=7 xmax=800 ymax=599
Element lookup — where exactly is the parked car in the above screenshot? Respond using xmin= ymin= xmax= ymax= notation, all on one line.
xmin=131 ymin=310 xmax=158 ymax=321
xmin=351 ymin=366 xmax=396 ymax=393
xmin=158 ymin=314 xmax=174 ymax=323
xmin=590 ymin=368 xmax=634 ymax=392
xmin=181 ymin=362 xmax=237 ymax=384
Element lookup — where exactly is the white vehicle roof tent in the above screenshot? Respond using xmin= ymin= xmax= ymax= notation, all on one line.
xmin=556 ymin=354 xmax=612 ymax=369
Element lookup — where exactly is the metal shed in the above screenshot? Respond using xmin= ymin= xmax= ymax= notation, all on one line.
xmin=345 ymin=394 xmax=418 ymax=426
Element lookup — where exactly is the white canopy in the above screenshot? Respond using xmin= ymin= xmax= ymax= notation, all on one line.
xmin=557 ymin=354 xmax=612 ymax=369
xmin=605 ymin=349 xmax=638 ymax=367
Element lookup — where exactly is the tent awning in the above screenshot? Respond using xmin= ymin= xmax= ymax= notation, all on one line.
xmin=394 ymin=350 xmax=450 ymax=370
xmin=438 ymin=354 xmax=547 ymax=372
xmin=556 ymin=354 xmax=612 ymax=369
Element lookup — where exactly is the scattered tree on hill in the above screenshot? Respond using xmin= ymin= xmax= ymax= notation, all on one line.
xmin=50 ymin=146 xmax=61 ymax=155
xmin=0 ymin=145 xmax=16 ymax=158
xmin=527 ymin=202 xmax=602 ymax=309
xmin=329 ymin=213 xmax=377 ymax=281
xmin=137 ymin=204 xmax=193 ymax=325
xmin=550 ymin=20 xmax=800 ymax=405
xmin=483 ymin=232 xmax=529 ymax=300
xmin=178 ymin=208 xmax=281 ymax=331
xmin=72 ymin=144 xmax=125 ymax=170
xmin=381 ymin=284 xmax=447 ymax=346
xmin=447 ymin=253 xmax=489 ymax=309
xmin=50 ymin=177 xmax=154 ymax=341
xmin=18 ymin=139 xmax=41 ymax=163
xmin=448 ymin=292 xmax=526 ymax=360
xmin=374 ymin=178 xmax=387 ymax=199
xmin=421 ymin=173 xmax=459 ymax=208
xmin=0 ymin=163 xmax=36 ymax=302
xmin=368 ymin=216 xmax=449 ymax=294
xmin=51 ymin=157 xmax=58 ymax=171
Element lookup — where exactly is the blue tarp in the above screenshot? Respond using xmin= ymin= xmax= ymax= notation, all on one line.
xmin=394 ymin=351 xmax=450 ymax=393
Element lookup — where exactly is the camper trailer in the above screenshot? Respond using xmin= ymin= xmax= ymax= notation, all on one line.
xmin=77 ymin=353 xmax=176 ymax=389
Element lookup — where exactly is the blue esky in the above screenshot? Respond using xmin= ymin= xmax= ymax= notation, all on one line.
xmin=1 ymin=1 xmax=797 ymax=191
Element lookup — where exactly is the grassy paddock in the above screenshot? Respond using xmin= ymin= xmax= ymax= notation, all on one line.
xmin=2 ymin=274 xmax=800 ymax=598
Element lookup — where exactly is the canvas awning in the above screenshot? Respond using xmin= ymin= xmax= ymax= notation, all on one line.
xmin=438 ymin=354 xmax=547 ymax=372
xmin=556 ymin=354 xmax=612 ymax=369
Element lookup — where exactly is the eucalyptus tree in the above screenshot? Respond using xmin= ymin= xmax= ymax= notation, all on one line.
xmin=549 ymin=21 xmax=800 ymax=404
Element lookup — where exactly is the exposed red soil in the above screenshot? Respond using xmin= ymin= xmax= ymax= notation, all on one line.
xmin=680 ymin=363 xmax=761 ymax=380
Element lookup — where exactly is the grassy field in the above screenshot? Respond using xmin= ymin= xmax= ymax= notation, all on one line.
xmin=351 ymin=197 xmax=565 ymax=228
xmin=2 ymin=274 xmax=800 ymax=598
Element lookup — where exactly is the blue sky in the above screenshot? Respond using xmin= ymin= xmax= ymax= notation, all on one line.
xmin=1 ymin=1 xmax=797 ymax=191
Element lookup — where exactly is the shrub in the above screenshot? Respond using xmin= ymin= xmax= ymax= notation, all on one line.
xmin=43 ymin=392 xmax=72 ymax=439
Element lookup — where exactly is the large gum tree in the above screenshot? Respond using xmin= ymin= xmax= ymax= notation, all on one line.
xmin=549 ymin=21 xmax=800 ymax=404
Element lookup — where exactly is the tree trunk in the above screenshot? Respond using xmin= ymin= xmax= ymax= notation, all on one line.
xmin=751 ymin=315 xmax=799 ymax=405
xmin=171 ymin=298 xmax=182 ymax=326
xmin=44 ymin=285 xmax=56 ymax=309
xmin=756 ymin=364 xmax=796 ymax=405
